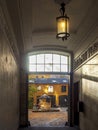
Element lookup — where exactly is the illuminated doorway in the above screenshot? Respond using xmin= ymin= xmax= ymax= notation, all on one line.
xmin=27 ymin=51 xmax=72 ymax=127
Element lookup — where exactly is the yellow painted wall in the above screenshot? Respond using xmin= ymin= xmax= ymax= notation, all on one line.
xmin=29 ymin=83 xmax=68 ymax=106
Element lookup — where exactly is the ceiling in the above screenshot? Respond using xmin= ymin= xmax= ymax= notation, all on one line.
xmin=5 ymin=0 xmax=98 ymax=57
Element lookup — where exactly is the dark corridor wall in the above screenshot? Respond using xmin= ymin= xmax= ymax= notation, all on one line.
xmin=0 ymin=3 xmax=20 ymax=130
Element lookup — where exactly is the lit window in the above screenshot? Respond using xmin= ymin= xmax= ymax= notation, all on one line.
xmin=37 ymin=86 xmax=41 ymax=91
xmin=61 ymin=65 xmax=68 ymax=72
xmin=29 ymin=55 xmax=36 ymax=63
xmin=53 ymin=64 xmax=60 ymax=72
xmin=48 ymin=86 xmax=53 ymax=92
xmin=45 ymin=64 xmax=52 ymax=72
xmin=53 ymin=54 xmax=60 ymax=63
xmin=29 ymin=65 xmax=36 ymax=72
xmin=37 ymin=54 xmax=44 ymax=64
xmin=61 ymin=55 xmax=68 ymax=64
xmin=45 ymin=54 xmax=52 ymax=63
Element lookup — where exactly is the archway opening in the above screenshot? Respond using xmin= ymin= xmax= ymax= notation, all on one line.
xmin=27 ymin=50 xmax=72 ymax=127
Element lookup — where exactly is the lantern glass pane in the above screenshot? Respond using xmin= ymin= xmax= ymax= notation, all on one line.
xmin=57 ymin=18 xmax=65 ymax=33
xmin=57 ymin=17 xmax=69 ymax=37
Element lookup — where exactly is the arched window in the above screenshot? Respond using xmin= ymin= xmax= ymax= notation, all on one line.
xmin=28 ymin=53 xmax=70 ymax=72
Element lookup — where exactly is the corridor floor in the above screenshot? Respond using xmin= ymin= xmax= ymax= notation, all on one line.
xmin=19 ymin=126 xmax=79 ymax=130
xmin=28 ymin=107 xmax=68 ymax=127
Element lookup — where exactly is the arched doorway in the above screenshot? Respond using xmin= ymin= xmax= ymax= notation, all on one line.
xmin=20 ymin=49 xmax=73 ymax=127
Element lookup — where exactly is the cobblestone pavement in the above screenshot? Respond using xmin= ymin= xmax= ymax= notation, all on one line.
xmin=28 ymin=107 xmax=68 ymax=127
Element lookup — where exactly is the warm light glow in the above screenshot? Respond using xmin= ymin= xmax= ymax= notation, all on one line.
xmin=56 ymin=2 xmax=70 ymax=40
xmin=57 ymin=16 xmax=69 ymax=39
xmin=61 ymin=22 xmax=65 ymax=28
xmin=58 ymin=19 xmax=65 ymax=33
xmin=37 ymin=86 xmax=41 ymax=90
xmin=82 ymin=55 xmax=98 ymax=77
xmin=44 ymin=88 xmax=48 ymax=93
xmin=48 ymin=86 xmax=53 ymax=92
xmin=55 ymin=93 xmax=59 ymax=106
xmin=82 ymin=78 xmax=98 ymax=97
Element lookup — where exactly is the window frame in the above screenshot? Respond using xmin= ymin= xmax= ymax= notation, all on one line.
xmin=28 ymin=53 xmax=70 ymax=73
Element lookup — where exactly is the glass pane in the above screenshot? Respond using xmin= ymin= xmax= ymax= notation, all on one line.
xmin=61 ymin=65 xmax=68 ymax=72
xmin=37 ymin=54 xmax=44 ymax=63
xmin=37 ymin=65 xmax=44 ymax=72
xmin=29 ymin=55 xmax=36 ymax=63
xmin=29 ymin=54 xmax=70 ymax=72
xmin=45 ymin=64 xmax=52 ymax=72
xmin=53 ymin=65 xmax=60 ymax=72
xmin=61 ymin=56 xmax=68 ymax=64
xmin=45 ymin=54 xmax=52 ymax=63
xmin=53 ymin=54 xmax=60 ymax=63
xmin=29 ymin=65 xmax=36 ymax=72
xmin=57 ymin=18 xmax=65 ymax=33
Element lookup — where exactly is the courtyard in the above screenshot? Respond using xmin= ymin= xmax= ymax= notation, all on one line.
xmin=28 ymin=107 xmax=68 ymax=127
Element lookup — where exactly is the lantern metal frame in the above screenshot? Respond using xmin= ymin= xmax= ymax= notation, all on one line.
xmin=56 ymin=3 xmax=70 ymax=41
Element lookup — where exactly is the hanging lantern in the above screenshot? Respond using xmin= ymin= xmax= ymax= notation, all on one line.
xmin=56 ymin=3 xmax=70 ymax=40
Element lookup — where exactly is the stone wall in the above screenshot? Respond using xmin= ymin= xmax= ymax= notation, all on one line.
xmin=74 ymin=54 xmax=98 ymax=130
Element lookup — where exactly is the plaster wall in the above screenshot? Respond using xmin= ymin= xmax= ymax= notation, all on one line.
xmin=0 ymin=1 xmax=19 ymax=130
xmin=0 ymin=14 xmax=20 ymax=130
xmin=30 ymin=83 xmax=68 ymax=106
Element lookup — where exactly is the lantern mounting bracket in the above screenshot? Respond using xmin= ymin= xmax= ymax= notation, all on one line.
xmin=60 ymin=3 xmax=65 ymax=16
xmin=55 ymin=0 xmax=71 ymax=5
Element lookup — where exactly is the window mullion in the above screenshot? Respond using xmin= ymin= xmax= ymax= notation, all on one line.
xmin=44 ymin=54 xmax=45 ymax=72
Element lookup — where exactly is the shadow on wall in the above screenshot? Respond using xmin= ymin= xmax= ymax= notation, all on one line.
xmin=80 ymin=77 xmax=98 ymax=130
